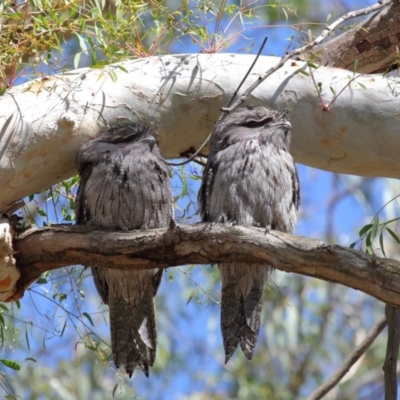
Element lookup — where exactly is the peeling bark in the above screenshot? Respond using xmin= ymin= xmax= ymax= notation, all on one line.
xmin=304 ymin=0 xmax=400 ymax=73
xmin=0 ymin=218 xmax=20 ymax=300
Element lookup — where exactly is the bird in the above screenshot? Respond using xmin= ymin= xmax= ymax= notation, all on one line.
xmin=198 ymin=105 xmax=300 ymax=363
xmin=75 ymin=123 xmax=173 ymax=377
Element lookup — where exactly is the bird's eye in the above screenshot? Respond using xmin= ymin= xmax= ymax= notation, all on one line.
xmin=111 ymin=133 xmax=138 ymax=143
xmin=243 ymin=116 xmax=273 ymax=128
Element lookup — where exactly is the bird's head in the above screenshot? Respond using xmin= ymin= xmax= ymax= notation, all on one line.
xmin=77 ymin=123 xmax=158 ymax=170
xmin=210 ymin=105 xmax=291 ymax=151
xmin=97 ymin=123 xmax=156 ymax=146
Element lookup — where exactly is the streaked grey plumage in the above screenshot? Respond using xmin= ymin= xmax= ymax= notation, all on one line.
xmin=76 ymin=123 xmax=173 ymax=377
xmin=199 ymin=105 xmax=299 ymax=363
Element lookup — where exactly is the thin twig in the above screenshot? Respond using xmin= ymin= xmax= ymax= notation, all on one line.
xmin=166 ymin=37 xmax=268 ymax=167
xmin=383 ymin=304 xmax=400 ymax=400
xmin=223 ymin=0 xmax=392 ymax=112
xmin=225 ymin=36 xmax=268 ymax=108
xmin=165 ymin=136 xmax=209 ymax=166
xmin=307 ymin=315 xmax=387 ymax=400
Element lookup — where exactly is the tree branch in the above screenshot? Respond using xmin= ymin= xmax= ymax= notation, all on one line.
xmin=9 ymin=223 xmax=400 ymax=306
xmin=307 ymin=315 xmax=387 ymax=400
xmin=309 ymin=0 xmax=400 ymax=73
xmin=224 ymin=0 xmax=393 ymax=111
xmin=1 ymin=53 xmax=400 ymax=212
xmin=383 ymin=304 xmax=400 ymax=400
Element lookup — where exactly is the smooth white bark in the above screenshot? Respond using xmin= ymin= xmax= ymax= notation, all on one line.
xmin=1 ymin=53 xmax=400 ymax=213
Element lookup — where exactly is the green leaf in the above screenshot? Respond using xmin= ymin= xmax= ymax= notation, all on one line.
xmin=371 ymin=217 xmax=379 ymax=240
xmin=93 ymin=0 xmax=105 ymax=13
xmin=379 ymin=231 xmax=386 ymax=257
xmin=36 ymin=207 xmax=47 ymax=217
xmin=180 ymin=165 xmax=187 ymax=197
xmin=386 ymin=227 xmax=400 ymax=244
xmin=86 ymin=35 xmax=97 ymax=65
xmin=186 ymin=289 xmax=195 ymax=305
xmin=0 ymin=304 xmax=8 ymax=312
xmin=366 ymin=232 xmax=374 ymax=254
xmin=74 ymin=33 xmax=87 ymax=53
xmin=37 ymin=14 xmax=49 ymax=30
xmin=109 ymin=70 xmax=118 ymax=83
xmin=349 ymin=242 xmax=356 ymax=249
xmin=60 ymin=319 xmax=67 ymax=338
xmin=282 ymin=6 xmax=288 ymax=21
xmin=83 ymin=312 xmax=94 ymax=327
xmin=25 ymin=328 xmax=30 ymax=351
xmin=359 ymin=224 xmax=372 ymax=237
xmin=357 ymin=82 xmax=367 ymax=90
xmin=112 ymin=383 xmax=119 ymax=397
xmin=36 ymin=277 xmax=47 ymax=284
xmin=59 ymin=293 xmax=67 ymax=301
xmin=366 ymin=246 xmax=374 ymax=255
xmin=1 ymin=359 xmax=21 ymax=371
xmin=25 ymin=358 xmax=36 ymax=362
xmin=298 ymin=69 xmax=310 ymax=76
xmin=116 ymin=65 xmax=129 ymax=73
xmin=74 ymin=52 xmax=82 ymax=69
xmin=354 ymin=58 xmax=359 ymax=72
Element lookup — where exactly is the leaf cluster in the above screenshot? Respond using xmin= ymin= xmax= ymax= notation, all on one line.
xmin=0 ymin=0 xmax=296 ymax=90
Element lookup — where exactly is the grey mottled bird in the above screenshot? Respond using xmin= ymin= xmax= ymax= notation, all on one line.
xmin=76 ymin=123 xmax=173 ymax=377
xmin=199 ymin=105 xmax=299 ymax=363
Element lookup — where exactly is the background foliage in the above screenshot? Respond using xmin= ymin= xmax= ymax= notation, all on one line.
xmin=0 ymin=0 xmax=397 ymax=399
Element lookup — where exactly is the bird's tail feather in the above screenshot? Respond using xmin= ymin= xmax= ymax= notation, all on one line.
xmin=106 ymin=269 xmax=161 ymax=377
xmin=219 ymin=264 xmax=269 ymax=363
